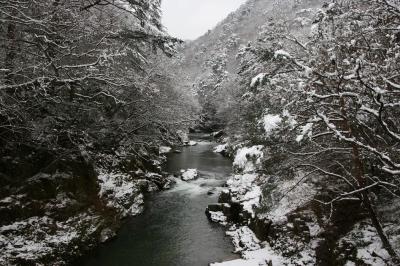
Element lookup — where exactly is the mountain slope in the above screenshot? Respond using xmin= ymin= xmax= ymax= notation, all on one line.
xmin=172 ymin=0 xmax=324 ymax=129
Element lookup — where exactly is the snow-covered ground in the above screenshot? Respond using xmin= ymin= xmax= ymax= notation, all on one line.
xmin=338 ymin=221 xmax=396 ymax=266
xmin=233 ymin=145 xmax=264 ymax=173
xmin=0 ymin=166 xmax=164 ymax=265
xmin=98 ymin=172 xmax=144 ymax=217
xmin=211 ymin=225 xmax=291 ymax=266
xmin=214 ymin=144 xmax=228 ymax=154
xmin=0 ymin=212 xmax=107 ymax=265
xmin=225 ymin=173 xmax=262 ymax=217
xmin=210 ymin=142 xmax=400 ymax=266
xmin=210 ymin=145 xmax=320 ymax=265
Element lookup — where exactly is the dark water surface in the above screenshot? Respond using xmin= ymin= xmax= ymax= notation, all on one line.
xmin=76 ymin=134 xmax=237 ymax=266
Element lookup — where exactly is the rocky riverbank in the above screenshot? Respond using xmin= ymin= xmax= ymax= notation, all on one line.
xmin=0 ymin=144 xmax=172 ymax=266
xmin=208 ymin=143 xmax=400 ymax=266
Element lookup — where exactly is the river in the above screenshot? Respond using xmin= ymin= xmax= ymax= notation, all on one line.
xmin=76 ymin=134 xmax=237 ymax=266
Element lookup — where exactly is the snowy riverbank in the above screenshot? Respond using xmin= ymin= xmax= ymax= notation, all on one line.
xmin=0 ymin=145 xmax=174 ymax=266
xmin=209 ymin=143 xmax=400 ymax=266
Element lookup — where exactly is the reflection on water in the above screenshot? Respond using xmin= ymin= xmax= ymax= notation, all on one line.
xmin=75 ymin=135 xmax=237 ymax=266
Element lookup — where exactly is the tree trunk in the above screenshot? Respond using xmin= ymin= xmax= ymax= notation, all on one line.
xmin=339 ymin=97 xmax=399 ymax=263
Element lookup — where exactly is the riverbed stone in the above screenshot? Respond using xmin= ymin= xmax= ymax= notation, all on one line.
xmin=207 ymin=203 xmax=224 ymax=212
xmin=218 ymin=189 xmax=231 ymax=203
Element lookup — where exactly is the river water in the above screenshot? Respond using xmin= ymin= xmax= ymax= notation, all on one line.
xmin=76 ymin=134 xmax=237 ymax=266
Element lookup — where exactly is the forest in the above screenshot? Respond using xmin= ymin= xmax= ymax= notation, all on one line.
xmin=1 ymin=0 xmax=400 ymax=265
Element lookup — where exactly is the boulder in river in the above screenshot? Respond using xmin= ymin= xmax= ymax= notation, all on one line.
xmin=180 ymin=169 xmax=198 ymax=181
xmin=177 ymin=130 xmax=189 ymax=145
xmin=188 ymin=141 xmax=198 ymax=146
xmin=100 ymin=228 xmax=117 ymax=243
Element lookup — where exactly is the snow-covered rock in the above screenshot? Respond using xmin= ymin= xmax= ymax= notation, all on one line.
xmin=180 ymin=169 xmax=198 ymax=181
xmin=0 ymin=213 xmax=103 ymax=265
xmin=233 ymin=146 xmax=264 ymax=173
xmin=227 ymin=226 xmax=261 ymax=253
xmin=177 ymin=130 xmax=189 ymax=144
xmin=213 ymin=144 xmax=227 ymax=154
xmin=225 ymin=173 xmax=262 ymax=218
xmin=188 ymin=140 xmax=198 ymax=146
xmin=100 ymin=228 xmax=117 ymax=243
xmin=98 ymin=172 xmax=144 ymax=217
xmin=211 ymin=226 xmax=290 ymax=266
xmin=208 ymin=211 xmax=228 ymax=226
xmin=159 ymin=146 xmax=172 ymax=154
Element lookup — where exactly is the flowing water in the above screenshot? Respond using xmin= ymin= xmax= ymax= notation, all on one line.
xmin=76 ymin=134 xmax=237 ymax=266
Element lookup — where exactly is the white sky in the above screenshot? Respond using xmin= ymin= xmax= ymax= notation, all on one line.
xmin=161 ymin=0 xmax=248 ymax=40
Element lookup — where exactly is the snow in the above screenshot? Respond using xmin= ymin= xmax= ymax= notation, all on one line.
xmin=225 ymin=173 xmax=262 ymax=218
xmin=274 ymin=49 xmax=292 ymax=58
xmin=209 ymin=211 xmax=228 ymax=225
xmin=227 ymin=226 xmax=261 ymax=253
xmin=241 ymin=186 xmax=262 ymax=216
xmin=296 ymin=123 xmax=313 ymax=142
xmin=226 ymin=174 xmax=258 ymax=197
xmin=243 ymin=245 xmax=288 ymax=265
xmin=0 ymin=213 xmax=100 ymax=264
xmin=294 ymin=17 xmax=312 ymax=26
xmin=372 ymin=86 xmax=387 ymax=95
xmin=282 ymin=109 xmax=298 ymax=129
xmin=306 ymin=222 xmax=322 ymax=237
xmin=327 ymin=2 xmax=336 ymax=10
xmin=98 ymin=172 xmax=144 ymax=217
xmin=211 ymin=259 xmax=264 ymax=266
xmin=159 ymin=146 xmax=172 ymax=154
xmin=360 ymin=105 xmax=379 ymax=117
xmin=263 ymin=174 xmax=316 ymax=223
xmin=212 ymin=227 xmax=290 ymax=266
xmin=339 ymin=222 xmax=393 ymax=266
xmin=233 ymin=146 xmax=264 ymax=173
xmin=250 ymin=73 xmax=267 ymax=87
xmin=180 ymin=168 xmax=198 ymax=181
xmin=188 ymin=141 xmax=198 ymax=146
xmin=214 ymin=144 xmax=227 ymax=153
xmin=263 ymin=114 xmax=282 ymax=135
xmin=229 ymin=147 xmax=265 ymax=216
xmin=310 ymin=23 xmax=319 ymax=35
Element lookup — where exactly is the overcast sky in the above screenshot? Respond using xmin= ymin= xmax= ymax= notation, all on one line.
xmin=161 ymin=0 xmax=247 ymax=40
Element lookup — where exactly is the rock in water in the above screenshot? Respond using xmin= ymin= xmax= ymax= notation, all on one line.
xmin=177 ymin=130 xmax=189 ymax=145
xmin=159 ymin=146 xmax=172 ymax=154
xmin=180 ymin=169 xmax=198 ymax=181
xmin=188 ymin=141 xmax=198 ymax=146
